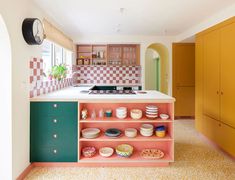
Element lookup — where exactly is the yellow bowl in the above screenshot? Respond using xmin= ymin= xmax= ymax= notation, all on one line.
xmin=155 ymin=131 xmax=166 ymax=137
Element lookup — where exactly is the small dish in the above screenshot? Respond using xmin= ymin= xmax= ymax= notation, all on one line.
xmin=105 ymin=128 xmax=121 ymax=138
xmin=82 ymin=147 xmax=96 ymax=158
xmin=160 ymin=114 xmax=169 ymax=120
xmin=99 ymin=147 xmax=114 ymax=157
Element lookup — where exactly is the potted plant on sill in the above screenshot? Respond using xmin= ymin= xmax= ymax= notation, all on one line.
xmin=49 ymin=64 xmax=68 ymax=81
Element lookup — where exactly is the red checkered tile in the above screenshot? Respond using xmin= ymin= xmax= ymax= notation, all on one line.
xmin=29 ymin=57 xmax=73 ymax=98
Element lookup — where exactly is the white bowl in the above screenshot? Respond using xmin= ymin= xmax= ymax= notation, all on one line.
xmin=82 ymin=128 xmax=100 ymax=139
xmin=140 ymin=124 xmax=154 ymax=131
xmin=160 ymin=114 xmax=169 ymax=120
xmin=130 ymin=109 xmax=142 ymax=119
xmin=99 ymin=147 xmax=114 ymax=157
xmin=125 ymin=128 xmax=137 ymax=138
xmin=116 ymin=113 xmax=127 ymax=119
xmin=140 ymin=130 xmax=153 ymax=137
xmin=116 ymin=107 xmax=127 ymax=113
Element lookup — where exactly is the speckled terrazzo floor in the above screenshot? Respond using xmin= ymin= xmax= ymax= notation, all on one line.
xmin=24 ymin=120 xmax=235 ymax=180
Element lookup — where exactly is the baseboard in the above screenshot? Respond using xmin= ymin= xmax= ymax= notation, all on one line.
xmin=16 ymin=163 xmax=34 ymax=180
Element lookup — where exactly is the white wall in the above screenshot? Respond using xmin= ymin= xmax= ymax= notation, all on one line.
xmin=74 ymin=35 xmax=175 ymax=95
xmin=0 ymin=14 xmax=12 ymax=180
xmin=0 ymin=0 xmax=62 ymax=178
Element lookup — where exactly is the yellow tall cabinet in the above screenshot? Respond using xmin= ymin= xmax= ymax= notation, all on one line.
xmin=196 ymin=17 xmax=235 ymax=157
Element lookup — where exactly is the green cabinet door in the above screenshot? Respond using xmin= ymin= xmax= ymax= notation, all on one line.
xmin=30 ymin=102 xmax=78 ymax=162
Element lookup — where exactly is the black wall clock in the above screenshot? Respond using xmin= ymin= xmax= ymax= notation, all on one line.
xmin=22 ymin=18 xmax=45 ymax=45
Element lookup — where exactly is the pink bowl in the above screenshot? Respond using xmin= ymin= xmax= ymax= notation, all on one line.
xmin=82 ymin=147 xmax=96 ymax=158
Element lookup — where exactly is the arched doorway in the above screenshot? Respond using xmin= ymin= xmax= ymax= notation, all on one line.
xmin=0 ymin=14 xmax=12 ymax=179
xmin=145 ymin=43 xmax=169 ymax=94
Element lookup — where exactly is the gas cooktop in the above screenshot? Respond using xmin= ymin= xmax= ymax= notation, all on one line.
xmin=89 ymin=90 xmax=136 ymax=95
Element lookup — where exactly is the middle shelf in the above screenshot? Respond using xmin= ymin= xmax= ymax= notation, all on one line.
xmin=80 ymin=134 xmax=172 ymax=142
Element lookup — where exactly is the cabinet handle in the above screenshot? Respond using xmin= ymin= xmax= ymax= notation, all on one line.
xmin=53 ymin=104 xmax=57 ymax=108
xmin=53 ymin=119 xmax=57 ymax=123
xmin=53 ymin=149 xmax=57 ymax=154
xmin=53 ymin=134 xmax=58 ymax=138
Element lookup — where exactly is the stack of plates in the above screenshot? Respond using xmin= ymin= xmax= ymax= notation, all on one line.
xmin=146 ymin=105 xmax=158 ymax=119
xmin=116 ymin=107 xmax=127 ymax=119
xmin=140 ymin=124 xmax=154 ymax=137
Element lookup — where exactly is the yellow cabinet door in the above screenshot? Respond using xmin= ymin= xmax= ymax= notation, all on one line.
xmin=173 ymin=43 xmax=195 ymax=86
xmin=175 ymin=87 xmax=195 ymax=116
xmin=203 ymin=30 xmax=220 ymax=120
xmin=219 ymin=123 xmax=235 ymax=156
xmin=201 ymin=115 xmax=221 ymax=145
xmin=220 ymin=22 xmax=235 ymax=128
xmin=195 ymin=36 xmax=204 ymax=131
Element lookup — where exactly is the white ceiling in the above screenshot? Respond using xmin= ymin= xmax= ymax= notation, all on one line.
xmin=34 ymin=0 xmax=235 ymax=38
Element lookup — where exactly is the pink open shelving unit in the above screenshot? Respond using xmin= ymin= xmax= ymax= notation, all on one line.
xmin=78 ymin=102 xmax=174 ymax=166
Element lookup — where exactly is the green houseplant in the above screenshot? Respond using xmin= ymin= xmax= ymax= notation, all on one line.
xmin=50 ymin=64 xmax=68 ymax=81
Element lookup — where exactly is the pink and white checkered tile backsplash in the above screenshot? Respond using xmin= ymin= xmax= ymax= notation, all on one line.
xmin=29 ymin=58 xmax=72 ymax=98
xmin=74 ymin=65 xmax=141 ymax=85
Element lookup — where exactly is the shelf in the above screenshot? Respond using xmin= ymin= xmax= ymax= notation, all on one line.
xmin=80 ymin=134 xmax=172 ymax=142
xmin=92 ymin=58 xmax=106 ymax=60
xmin=80 ymin=117 xmax=172 ymax=123
xmin=79 ymin=151 xmax=172 ymax=163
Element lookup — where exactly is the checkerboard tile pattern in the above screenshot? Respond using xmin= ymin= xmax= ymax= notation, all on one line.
xmin=29 ymin=58 xmax=72 ymax=98
xmin=74 ymin=65 xmax=141 ymax=85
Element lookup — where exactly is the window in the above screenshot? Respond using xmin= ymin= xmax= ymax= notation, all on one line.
xmin=42 ymin=40 xmax=53 ymax=76
xmin=42 ymin=40 xmax=73 ymax=77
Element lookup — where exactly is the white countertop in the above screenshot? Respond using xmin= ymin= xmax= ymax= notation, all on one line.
xmin=30 ymin=86 xmax=175 ymax=103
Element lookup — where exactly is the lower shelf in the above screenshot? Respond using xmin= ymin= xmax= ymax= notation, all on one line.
xmin=79 ymin=151 xmax=173 ymax=163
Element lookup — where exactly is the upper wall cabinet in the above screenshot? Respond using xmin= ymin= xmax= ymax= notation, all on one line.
xmin=77 ymin=44 xmax=108 ymax=65
xmin=76 ymin=44 xmax=140 ymax=66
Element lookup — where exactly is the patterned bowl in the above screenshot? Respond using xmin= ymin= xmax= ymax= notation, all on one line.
xmin=116 ymin=144 xmax=134 ymax=158
xmin=82 ymin=147 xmax=96 ymax=158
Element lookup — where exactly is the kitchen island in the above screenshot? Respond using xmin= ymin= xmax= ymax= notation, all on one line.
xmin=30 ymin=87 xmax=175 ymax=167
